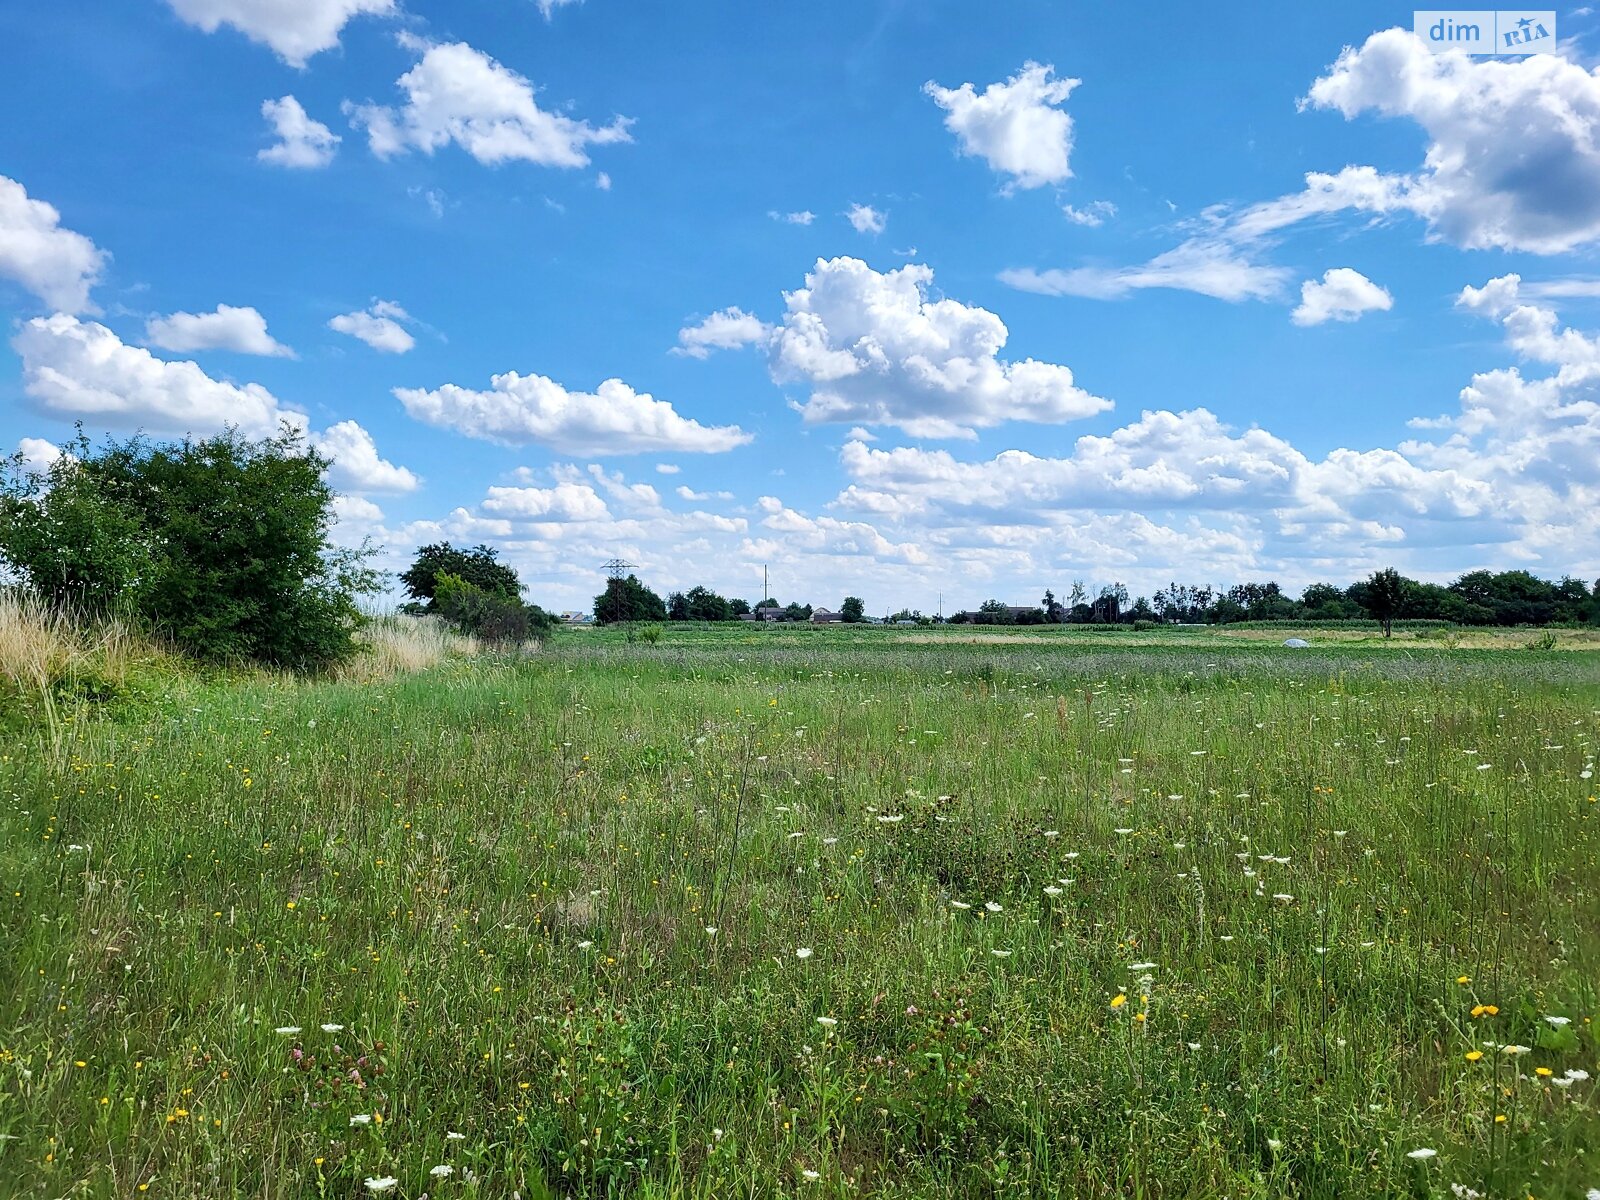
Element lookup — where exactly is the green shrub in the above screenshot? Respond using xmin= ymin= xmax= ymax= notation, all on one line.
xmin=434 ymin=573 xmax=555 ymax=646
xmin=1 ymin=426 xmax=376 ymax=671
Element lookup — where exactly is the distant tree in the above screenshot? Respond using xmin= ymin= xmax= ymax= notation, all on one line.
xmin=783 ymin=601 xmax=813 ymax=622
xmin=401 ymin=543 xmax=521 ymax=610
xmin=594 ymin=574 xmax=667 ymax=624
xmin=840 ymin=596 xmax=866 ymax=622
xmin=729 ymin=598 xmax=751 ymax=616
xmin=1128 ymin=596 xmax=1155 ymax=622
xmin=757 ymin=597 xmax=779 ymax=610
xmin=1301 ymin=582 xmax=1361 ymax=619
xmin=1042 ymin=588 xmax=1067 ymax=623
xmin=1362 ymin=568 xmax=1411 ymax=638
xmin=667 ymin=590 xmax=690 ymax=621
xmin=684 ymin=585 xmax=732 ymax=621
xmin=976 ymin=599 xmax=1015 ymax=626
xmin=1092 ymin=583 xmax=1129 ymax=624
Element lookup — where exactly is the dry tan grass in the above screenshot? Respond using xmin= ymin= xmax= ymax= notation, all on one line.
xmin=0 ymin=589 xmax=147 ymax=694
xmin=334 ymin=613 xmax=481 ymax=682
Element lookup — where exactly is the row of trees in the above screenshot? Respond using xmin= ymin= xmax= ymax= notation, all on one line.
xmin=952 ymin=571 xmax=1600 ymax=634
xmin=591 ymin=577 xmax=870 ymax=624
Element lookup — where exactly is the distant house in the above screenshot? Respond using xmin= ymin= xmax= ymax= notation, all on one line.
xmin=753 ymin=605 xmax=785 ymax=622
xmin=560 ymin=611 xmax=593 ymax=624
xmin=811 ymin=608 xmax=842 ymax=624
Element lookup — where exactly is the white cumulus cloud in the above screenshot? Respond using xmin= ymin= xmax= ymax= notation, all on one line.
xmin=0 ymin=175 xmax=108 ymax=314
xmin=765 ymin=257 xmax=1112 ymax=438
xmin=845 ymin=204 xmax=886 ymax=235
xmin=146 ymin=303 xmax=295 ymax=357
xmin=769 ymin=210 xmax=815 ymax=225
xmin=311 ymin=420 xmax=419 ymax=493
xmin=329 ymin=300 xmax=415 ymax=353
xmin=16 ymin=314 xmax=298 ymax=436
xmin=345 ymin=38 xmax=633 ymax=169
xmin=924 ymin=61 xmax=1079 ymax=191
xmin=1302 ymin=28 xmax=1600 ymax=253
xmin=259 ymin=96 xmax=340 ymax=168
xmin=395 ymin=372 xmax=752 ymax=455
xmin=1291 ymin=268 xmax=1393 ymax=326
xmin=165 ymin=0 xmax=395 ymax=67
xmin=673 ymin=307 xmax=771 ymax=358
xmin=13 ymin=315 xmax=415 ymax=495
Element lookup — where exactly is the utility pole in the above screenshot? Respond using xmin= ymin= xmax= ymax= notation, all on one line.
xmin=601 ymin=559 xmax=636 ymax=623
xmin=763 ymin=564 xmax=768 ymax=607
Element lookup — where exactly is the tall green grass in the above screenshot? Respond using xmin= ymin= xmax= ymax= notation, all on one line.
xmin=2 ymin=632 xmax=1596 ymax=1197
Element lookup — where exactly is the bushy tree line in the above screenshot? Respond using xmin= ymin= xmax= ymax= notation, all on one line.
xmin=951 ymin=571 xmax=1599 ymax=632
xmin=1 ymin=427 xmax=377 ymax=670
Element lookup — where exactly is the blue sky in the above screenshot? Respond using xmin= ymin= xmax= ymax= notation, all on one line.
xmin=3 ymin=0 xmax=1599 ymax=614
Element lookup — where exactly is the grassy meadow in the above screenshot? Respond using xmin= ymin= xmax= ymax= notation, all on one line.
xmin=2 ymin=621 xmax=1598 ymax=1198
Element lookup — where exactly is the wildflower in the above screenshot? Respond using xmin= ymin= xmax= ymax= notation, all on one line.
xmin=704 ymin=926 xmax=718 ymax=936
xmin=1114 ymin=828 xmax=1133 ymax=835
xmin=1129 ymin=962 xmax=1156 ymax=971
xmin=984 ymin=902 xmax=1002 ymax=913
xmin=876 ymin=814 xmax=904 ymax=824
xmin=274 ymin=1026 xmax=301 ymax=1035
xmin=1502 ymin=1044 xmax=1531 ymax=1056
xmin=1272 ymin=894 xmax=1294 ymax=903
xmin=1543 ymin=1015 xmax=1571 ymax=1027
xmin=1406 ymin=1148 xmax=1437 ymax=1160
xmin=577 ymin=940 xmax=594 ymax=950
xmin=350 ymin=1114 xmax=373 ymax=1126
xmin=1043 ymin=886 xmax=1063 ymax=897
xmin=1110 ymin=994 xmax=1128 ymax=1009
xmin=815 ymin=1017 xmax=837 ymax=1027
xmin=795 ymin=948 xmax=813 ymax=959
xmin=950 ymin=901 xmax=971 ymax=910
xmin=1267 ymin=1138 xmax=1282 ymax=1152
xmin=446 ymin=1131 xmax=466 ymax=1140
xmin=320 ymin=1024 xmax=343 ymax=1033
xmin=1186 ymin=1042 xmax=1201 ymax=1051
xmin=1465 ymin=1050 xmax=1484 ymax=1062
xmin=364 ymin=1178 xmax=398 ymax=1193
xmin=1456 ymin=976 xmax=1470 ymax=985
xmin=1536 ymin=1067 xmax=1553 ymax=1078
xmin=802 ymin=1169 xmax=821 ymax=1181
xmin=991 ymin=949 xmax=1011 ymax=958
xmin=430 ymin=1165 xmax=454 ymax=1178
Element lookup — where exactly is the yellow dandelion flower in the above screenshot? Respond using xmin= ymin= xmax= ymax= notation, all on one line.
xmin=1110 ymin=994 xmax=1128 ymax=1009
xmin=1535 ymin=1066 xmax=1552 ymax=1077
xmin=1465 ymin=1050 xmax=1484 ymax=1062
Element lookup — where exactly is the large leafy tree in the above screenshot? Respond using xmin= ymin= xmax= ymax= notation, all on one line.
xmin=401 ymin=543 xmax=522 ymax=609
xmin=593 ymin=574 xmax=667 ymax=624
xmin=1 ymin=425 xmax=377 ymax=670
xmin=1361 ymin=568 xmax=1410 ymax=638
xmin=840 ymin=596 xmax=865 ymax=623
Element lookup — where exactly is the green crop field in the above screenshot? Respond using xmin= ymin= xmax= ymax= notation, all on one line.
xmin=3 ymin=625 xmax=1598 ymax=1198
